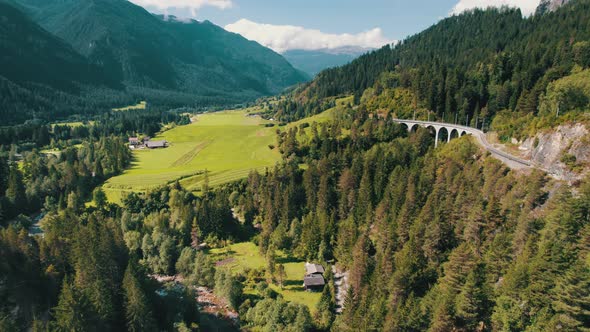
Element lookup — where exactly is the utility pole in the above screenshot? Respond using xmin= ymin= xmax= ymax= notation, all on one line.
xmin=466 ymin=115 xmax=469 ymax=127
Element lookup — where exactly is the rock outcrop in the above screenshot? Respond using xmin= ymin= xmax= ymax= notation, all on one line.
xmin=520 ymin=123 xmax=589 ymax=181
xmin=536 ymin=0 xmax=571 ymax=15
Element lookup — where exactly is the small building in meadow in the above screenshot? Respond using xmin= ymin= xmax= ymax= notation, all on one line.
xmin=146 ymin=140 xmax=168 ymax=149
xmin=128 ymin=137 xmax=140 ymax=146
xmin=303 ymin=262 xmax=325 ymax=291
xmin=305 ymin=263 xmax=325 ymax=276
xmin=304 ymin=274 xmax=325 ymax=291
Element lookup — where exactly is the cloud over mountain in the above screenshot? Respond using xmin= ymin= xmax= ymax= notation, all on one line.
xmin=451 ymin=0 xmax=540 ymax=16
xmin=225 ymin=19 xmax=395 ymax=53
xmin=128 ymin=0 xmax=233 ymax=15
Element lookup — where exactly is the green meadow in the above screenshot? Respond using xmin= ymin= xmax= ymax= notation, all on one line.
xmin=112 ymin=101 xmax=147 ymax=111
xmin=208 ymin=242 xmax=322 ymax=312
xmin=286 ymin=95 xmax=352 ymax=130
xmin=103 ymin=110 xmax=280 ymax=202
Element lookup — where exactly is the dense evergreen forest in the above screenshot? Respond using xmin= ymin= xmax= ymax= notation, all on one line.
xmin=1 ymin=1 xmax=590 ymax=331
xmin=2 ymin=103 xmax=588 ymax=330
xmin=277 ymin=1 xmax=590 ymax=140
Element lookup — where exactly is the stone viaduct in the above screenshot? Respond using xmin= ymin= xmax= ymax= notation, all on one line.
xmin=392 ymin=119 xmax=534 ymax=169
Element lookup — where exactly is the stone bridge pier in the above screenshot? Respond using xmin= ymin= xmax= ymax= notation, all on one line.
xmin=396 ymin=119 xmax=470 ymax=147
xmin=390 ymin=118 xmax=535 ymax=170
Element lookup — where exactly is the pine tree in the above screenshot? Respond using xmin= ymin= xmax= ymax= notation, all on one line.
xmin=455 ymin=270 xmax=485 ymax=330
xmin=92 ymin=187 xmax=107 ymax=210
xmin=190 ymin=217 xmax=200 ymax=249
xmin=266 ymin=246 xmax=277 ymax=284
xmin=122 ymin=263 xmax=156 ymax=332
xmin=315 ymin=281 xmax=335 ymax=330
xmin=552 ymin=260 xmax=590 ymax=331
xmin=5 ymin=165 xmax=26 ymax=214
xmin=193 ymin=251 xmax=215 ymax=287
xmin=276 ymin=264 xmax=286 ymax=289
xmin=52 ymin=277 xmax=97 ymax=332
xmin=295 ymin=305 xmax=313 ymax=331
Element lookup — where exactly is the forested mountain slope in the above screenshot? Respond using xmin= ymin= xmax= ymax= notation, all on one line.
xmin=0 ymin=2 xmax=113 ymax=90
xmin=0 ymin=2 xmax=123 ymax=124
xmin=10 ymin=0 xmax=307 ymax=95
xmin=289 ymin=0 xmax=590 ymax=139
xmin=283 ymin=47 xmax=367 ymax=77
xmin=0 ymin=0 xmax=307 ymax=125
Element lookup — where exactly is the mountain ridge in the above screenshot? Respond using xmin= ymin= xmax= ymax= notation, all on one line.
xmin=283 ymin=47 xmax=369 ymax=77
xmin=1 ymin=0 xmax=308 ymax=124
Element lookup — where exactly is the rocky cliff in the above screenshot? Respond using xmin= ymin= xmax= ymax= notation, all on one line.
xmin=519 ymin=123 xmax=589 ymax=182
xmin=536 ymin=0 xmax=571 ymax=15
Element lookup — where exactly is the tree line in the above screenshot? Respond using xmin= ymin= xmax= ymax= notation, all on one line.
xmin=278 ymin=2 xmax=590 ymax=139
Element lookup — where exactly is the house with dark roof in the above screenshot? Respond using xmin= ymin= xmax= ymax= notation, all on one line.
xmin=305 ymin=263 xmax=325 ymax=275
xmin=304 ymin=274 xmax=325 ymax=291
xmin=303 ymin=262 xmax=326 ymax=291
xmin=146 ymin=140 xmax=168 ymax=149
xmin=128 ymin=137 xmax=140 ymax=146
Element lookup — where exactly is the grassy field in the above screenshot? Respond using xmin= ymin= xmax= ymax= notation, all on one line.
xmin=208 ymin=242 xmax=322 ymax=312
xmin=103 ymin=110 xmax=281 ymax=202
xmin=286 ymin=96 xmax=353 ymax=130
xmin=51 ymin=121 xmax=94 ymax=128
xmin=113 ymin=101 xmax=147 ymax=111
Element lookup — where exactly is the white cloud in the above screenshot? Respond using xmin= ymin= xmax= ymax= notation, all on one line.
xmin=225 ymin=19 xmax=395 ymax=53
xmin=128 ymin=0 xmax=233 ymax=16
xmin=451 ymin=0 xmax=540 ymax=16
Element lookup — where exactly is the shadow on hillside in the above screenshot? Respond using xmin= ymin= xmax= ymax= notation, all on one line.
xmin=276 ymin=256 xmax=299 ymax=264
xmin=200 ymin=313 xmax=240 ymax=332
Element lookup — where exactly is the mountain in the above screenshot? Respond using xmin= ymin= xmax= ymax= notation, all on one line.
xmin=0 ymin=1 xmax=122 ymax=124
xmin=11 ymin=0 xmax=307 ymax=95
xmin=1 ymin=0 xmax=308 ymax=124
xmin=283 ymin=47 xmax=369 ymax=77
xmin=285 ymin=0 xmax=588 ymax=139
xmin=0 ymin=2 xmax=115 ymax=90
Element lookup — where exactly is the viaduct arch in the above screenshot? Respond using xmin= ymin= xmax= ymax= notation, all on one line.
xmin=392 ymin=118 xmax=534 ymax=169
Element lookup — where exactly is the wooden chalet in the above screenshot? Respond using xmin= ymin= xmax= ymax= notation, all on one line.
xmin=303 ymin=262 xmax=326 ymax=291
xmin=146 ymin=140 xmax=168 ymax=149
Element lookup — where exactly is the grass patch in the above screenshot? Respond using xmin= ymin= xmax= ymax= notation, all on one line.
xmin=208 ymin=242 xmax=322 ymax=312
xmin=51 ymin=121 xmax=94 ymax=128
xmin=103 ymin=110 xmax=281 ymax=203
xmin=286 ymin=96 xmax=354 ymax=130
xmin=113 ymin=101 xmax=147 ymax=112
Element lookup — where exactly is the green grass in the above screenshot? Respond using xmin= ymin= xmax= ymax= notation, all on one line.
xmin=51 ymin=121 xmax=94 ymax=128
xmin=113 ymin=101 xmax=147 ymax=111
xmin=287 ymin=96 xmax=353 ymax=130
xmin=286 ymin=96 xmax=353 ymax=145
xmin=208 ymin=242 xmax=322 ymax=312
xmin=103 ymin=110 xmax=280 ymax=203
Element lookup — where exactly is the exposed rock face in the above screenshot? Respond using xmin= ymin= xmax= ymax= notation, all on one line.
xmin=520 ymin=123 xmax=589 ymax=181
xmin=536 ymin=0 xmax=571 ymax=15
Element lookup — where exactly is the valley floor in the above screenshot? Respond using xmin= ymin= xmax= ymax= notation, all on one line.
xmin=103 ymin=110 xmax=281 ymax=202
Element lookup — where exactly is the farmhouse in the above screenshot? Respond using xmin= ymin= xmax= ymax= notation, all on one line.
xmin=303 ymin=262 xmax=325 ymax=291
xmin=146 ymin=140 xmax=168 ymax=149
xmin=128 ymin=137 xmax=140 ymax=146
xmin=305 ymin=263 xmax=325 ymax=275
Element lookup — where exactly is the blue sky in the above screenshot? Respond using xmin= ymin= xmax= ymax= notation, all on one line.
xmin=189 ymin=0 xmax=458 ymax=38
xmin=129 ymin=0 xmax=541 ymax=52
